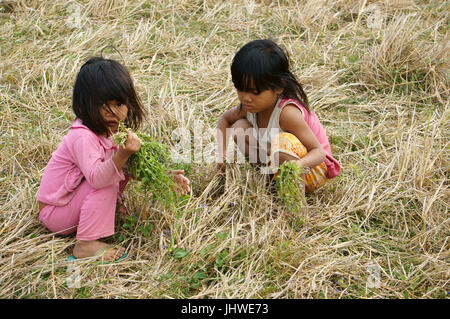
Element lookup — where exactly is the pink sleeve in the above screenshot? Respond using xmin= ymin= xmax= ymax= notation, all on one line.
xmin=70 ymin=135 xmax=125 ymax=189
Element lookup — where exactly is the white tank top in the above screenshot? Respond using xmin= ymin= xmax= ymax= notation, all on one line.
xmin=246 ymin=97 xmax=305 ymax=164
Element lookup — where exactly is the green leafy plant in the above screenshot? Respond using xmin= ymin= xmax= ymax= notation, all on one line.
xmin=172 ymin=248 xmax=190 ymax=259
xmin=275 ymin=161 xmax=306 ymax=215
xmin=113 ymin=123 xmax=178 ymax=208
xmin=138 ymin=221 xmax=154 ymax=237
xmin=122 ymin=214 xmax=138 ymax=230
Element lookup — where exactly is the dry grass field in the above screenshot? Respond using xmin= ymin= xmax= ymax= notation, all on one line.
xmin=0 ymin=0 xmax=448 ymax=299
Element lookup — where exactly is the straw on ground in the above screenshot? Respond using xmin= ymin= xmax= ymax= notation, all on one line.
xmin=0 ymin=0 xmax=448 ymax=298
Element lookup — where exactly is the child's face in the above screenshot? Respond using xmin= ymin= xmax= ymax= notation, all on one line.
xmin=99 ymin=100 xmax=128 ymax=134
xmin=237 ymin=87 xmax=283 ymax=114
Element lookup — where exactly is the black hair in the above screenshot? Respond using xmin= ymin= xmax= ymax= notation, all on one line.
xmin=72 ymin=57 xmax=145 ymax=135
xmin=231 ymin=39 xmax=310 ymax=112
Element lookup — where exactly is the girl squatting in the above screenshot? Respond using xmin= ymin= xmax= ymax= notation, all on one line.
xmin=37 ymin=57 xmax=189 ymax=261
xmin=217 ymin=39 xmax=341 ymax=195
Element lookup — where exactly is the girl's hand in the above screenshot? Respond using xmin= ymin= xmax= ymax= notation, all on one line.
xmin=293 ymin=159 xmax=306 ymax=169
xmin=171 ymin=169 xmax=190 ymax=196
xmin=113 ymin=131 xmax=141 ymax=172
xmin=122 ymin=131 xmax=141 ymax=155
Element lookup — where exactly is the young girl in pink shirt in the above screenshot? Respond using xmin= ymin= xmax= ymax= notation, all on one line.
xmin=37 ymin=57 xmax=190 ymax=261
xmin=217 ymin=39 xmax=340 ymax=195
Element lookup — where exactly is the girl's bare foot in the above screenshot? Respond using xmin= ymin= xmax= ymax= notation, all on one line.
xmin=73 ymin=240 xmax=126 ymax=261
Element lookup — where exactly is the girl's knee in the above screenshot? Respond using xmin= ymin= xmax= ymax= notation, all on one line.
xmin=86 ymin=184 xmax=118 ymax=201
xmin=231 ymin=119 xmax=253 ymax=143
xmin=80 ymin=183 xmax=119 ymax=214
xmin=231 ymin=118 xmax=252 ymax=130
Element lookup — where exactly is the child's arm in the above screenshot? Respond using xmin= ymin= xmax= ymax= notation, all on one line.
xmin=279 ymin=105 xmax=325 ymax=168
xmin=71 ymin=131 xmax=141 ymax=189
xmin=171 ymin=169 xmax=190 ymax=196
xmin=216 ymin=104 xmax=247 ymax=165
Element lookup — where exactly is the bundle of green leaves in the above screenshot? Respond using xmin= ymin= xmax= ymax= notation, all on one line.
xmin=275 ymin=161 xmax=306 ymax=215
xmin=113 ymin=123 xmax=178 ymax=208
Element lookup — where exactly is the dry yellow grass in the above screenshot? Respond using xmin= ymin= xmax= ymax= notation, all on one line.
xmin=0 ymin=0 xmax=448 ymax=299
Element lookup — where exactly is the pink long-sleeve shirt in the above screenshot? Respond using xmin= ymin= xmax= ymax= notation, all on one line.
xmin=37 ymin=119 xmax=125 ymax=206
